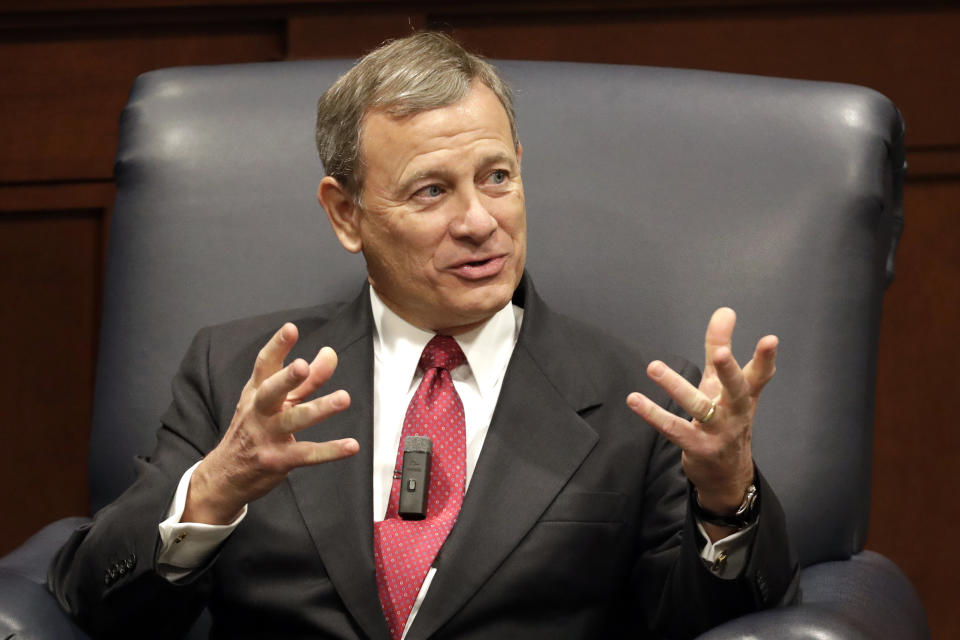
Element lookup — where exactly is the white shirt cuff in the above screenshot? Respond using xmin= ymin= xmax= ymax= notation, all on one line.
xmin=696 ymin=519 xmax=757 ymax=580
xmin=156 ymin=461 xmax=247 ymax=582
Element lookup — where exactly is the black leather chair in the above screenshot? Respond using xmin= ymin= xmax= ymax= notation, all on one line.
xmin=0 ymin=59 xmax=927 ymax=639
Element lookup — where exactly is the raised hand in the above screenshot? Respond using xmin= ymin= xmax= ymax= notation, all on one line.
xmin=626 ymin=308 xmax=777 ymax=533
xmin=183 ymin=322 xmax=359 ymax=524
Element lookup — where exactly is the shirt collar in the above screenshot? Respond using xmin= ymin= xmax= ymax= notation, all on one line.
xmin=369 ymin=286 xmax=520 ymax=399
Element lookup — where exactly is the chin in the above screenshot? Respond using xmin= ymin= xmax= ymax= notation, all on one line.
xmin=450 ymin=284 xmax=515 ymax=321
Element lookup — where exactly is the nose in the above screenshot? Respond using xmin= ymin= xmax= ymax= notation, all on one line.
xmin=450 ymin=188 xmax=498 ymax=244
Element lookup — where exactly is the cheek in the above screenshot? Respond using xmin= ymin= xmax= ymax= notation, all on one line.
xmin=374 ymin=218 xmax=449 ymax=272
xmin=495 ymin=195 xmax=527 ymax=237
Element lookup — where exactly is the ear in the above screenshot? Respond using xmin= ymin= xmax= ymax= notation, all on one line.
xmin=318 ymin=177 xmax=363 ymax=254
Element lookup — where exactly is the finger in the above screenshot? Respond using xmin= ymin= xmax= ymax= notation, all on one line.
xmin=251 ymin=323 xmax=299 ymax=387
xmin=627 ymin=392 xmax=703 ymax=451
xmin=287 ymin=347 xmax=338 ymax=404
xmin=259 ymin=438 xmax=360 ymax=472
xmin=711 ymin=346 xmax=751 ymax=413
xmin=646 ymin=360 xmax=716 ymax=424
xmin=742 ymin=335 xmax=778 ymax=396
xmin=275 ymin=390 xmax=351 ymax=435
xmin=255 ymin=358 xmax=309 ymax=416
xmin=703 ymin=307 xmax=736 ymax=381
xmin=287 ymin=438 xmax=360 ymax=467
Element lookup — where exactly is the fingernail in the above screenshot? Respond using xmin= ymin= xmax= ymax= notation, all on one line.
xmin=648 ymin=361 xmax=665 ymax=377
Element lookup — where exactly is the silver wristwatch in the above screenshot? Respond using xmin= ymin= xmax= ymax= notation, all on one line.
xmin=691 ymin=483 xmax=759 ymax=529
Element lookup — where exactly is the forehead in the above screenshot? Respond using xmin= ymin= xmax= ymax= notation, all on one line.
xmin=359 ymin=82 xmax=515 ymax=176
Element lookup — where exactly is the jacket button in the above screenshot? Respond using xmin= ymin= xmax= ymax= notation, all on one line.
xmin=756 ymin=573 xmax=769 ymax=603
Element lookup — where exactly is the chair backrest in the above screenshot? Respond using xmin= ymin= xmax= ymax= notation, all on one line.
xmin=91 ymin=59 xmax=904 ymax=568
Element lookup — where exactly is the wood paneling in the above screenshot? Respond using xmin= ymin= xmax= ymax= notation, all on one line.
xmin=0 ymin=209 xmax=104 ymax=554
xmin=0 ymin=179 xmax=114 ymax=556
xmin=871 ymin=178 xmax=960 ymax=638
xmin=0 ymin=0 xmax=927 ymax=14
xmin=0 ymin=181 xmax=115 ymax=212
xmin=0 ymin=23 xmax=284 ymax=183
xmin=287 ymin=12 xmax=426 ymax=59
xmin=441 ymin=6 xmax=960 ymax=148
xmin=907 ymin=147 xmax=960 ymax=180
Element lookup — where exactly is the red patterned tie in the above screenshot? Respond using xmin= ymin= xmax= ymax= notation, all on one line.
xmin=374 ymin=335 xmax=467 ymax=639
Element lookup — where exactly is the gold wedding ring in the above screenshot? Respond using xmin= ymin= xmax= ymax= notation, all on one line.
xmin=699 ymin=400 xmax=717 ymax=424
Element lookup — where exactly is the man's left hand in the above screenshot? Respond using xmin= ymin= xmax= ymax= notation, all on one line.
xmin=627 ymin=308 xmax=777 ymax=536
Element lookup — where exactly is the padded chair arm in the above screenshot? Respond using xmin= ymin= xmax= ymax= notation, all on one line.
xmin=0 ymin=517 xmax=90 ymax=584
xmin=0 ymin=569 xmax=90 ymax=640
xmin=0 ymin=517 xmax=91 ymax=640
xmin=698 ymin=551 xmax=929 ymax=640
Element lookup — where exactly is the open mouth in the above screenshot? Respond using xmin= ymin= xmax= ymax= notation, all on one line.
xmin=451 ymin=255 xmax=506 ymax=279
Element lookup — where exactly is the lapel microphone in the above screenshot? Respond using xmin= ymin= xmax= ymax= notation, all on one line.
xmin=398 ymin=436 xmax=432 ymax=520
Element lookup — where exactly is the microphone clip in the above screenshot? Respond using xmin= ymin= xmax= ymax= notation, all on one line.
xmin=398 ymin=436 xmax=432 ymax=520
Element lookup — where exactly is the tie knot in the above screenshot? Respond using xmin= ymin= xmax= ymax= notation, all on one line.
xmin=419 ymin=335 xmax=466 ymax=372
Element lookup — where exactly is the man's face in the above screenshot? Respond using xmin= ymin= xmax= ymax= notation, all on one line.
xmin=348 ymin=81 xmax=526 ymax=334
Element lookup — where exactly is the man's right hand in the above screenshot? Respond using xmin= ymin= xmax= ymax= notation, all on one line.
xmin=182 ymin=322 xmax=359 ymax=525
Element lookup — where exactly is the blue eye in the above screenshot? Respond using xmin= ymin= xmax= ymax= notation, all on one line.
xmin=417 ymin=184 xmax=444 ymax=198
xmin=489 ymin=170 xmax=508 ymax=184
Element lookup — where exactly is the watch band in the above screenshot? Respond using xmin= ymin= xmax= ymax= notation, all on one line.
xmin=691 ymin=483 xmax=759 ymax=529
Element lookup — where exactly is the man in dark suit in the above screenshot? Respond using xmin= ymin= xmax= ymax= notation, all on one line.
xmin=50 ymin=32 xmax=798 ymax=639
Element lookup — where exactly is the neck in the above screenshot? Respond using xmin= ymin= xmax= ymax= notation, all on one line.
xmin=370 ymin=286 xmax=497 ymax=337
xmin=432 ymin=317 xmax=492 ymax=336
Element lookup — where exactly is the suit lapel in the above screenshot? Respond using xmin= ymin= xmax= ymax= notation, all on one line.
xmin=284 ymin=285 xmax=391 ymax=640
xmin=407 ymin=276 xmax=603 ymax=639
xmin=279 ymin=277 xmax=603 ymax=640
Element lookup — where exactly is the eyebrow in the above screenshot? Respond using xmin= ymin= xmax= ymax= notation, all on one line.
xmin=397 ymin=168 xmax=456 ymax=196
xmin=479 ymin=151 xmax=517 ymax=169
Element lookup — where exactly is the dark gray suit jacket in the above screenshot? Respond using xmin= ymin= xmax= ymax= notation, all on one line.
xmin=49 ymin=275 xmax=798 ymax=639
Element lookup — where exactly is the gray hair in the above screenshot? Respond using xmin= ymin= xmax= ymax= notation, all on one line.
xmin=315 ymin=31 xmax=517 ymax=202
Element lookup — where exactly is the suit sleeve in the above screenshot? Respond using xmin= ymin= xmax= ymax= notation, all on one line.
xmin=631 ymin=358 xmax=800 ymax=639
xmin=48 ymin=327 xmax=227 ymax=639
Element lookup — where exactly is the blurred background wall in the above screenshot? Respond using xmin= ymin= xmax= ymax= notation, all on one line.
xmin=1 ymin=1 xmax=957 ymax=636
